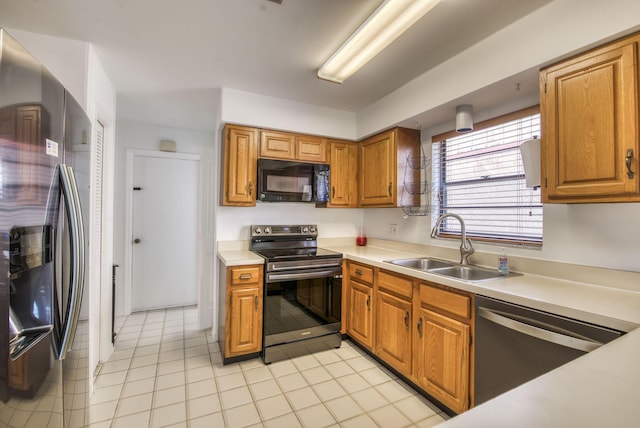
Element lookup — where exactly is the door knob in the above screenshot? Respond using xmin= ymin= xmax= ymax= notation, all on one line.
xmin=134 ymin=238 xmax=141 ymax=244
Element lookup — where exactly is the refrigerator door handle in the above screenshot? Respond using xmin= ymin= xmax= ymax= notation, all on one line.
xmin=56 ymin=164 xmax=86 ymax=360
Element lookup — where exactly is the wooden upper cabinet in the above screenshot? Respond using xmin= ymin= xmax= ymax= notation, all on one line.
xmin=328 ymin=140 xmax=358 ymax=207
xmin=358 ymin=127 xmax=420 ymax=207
xmin=540 ymin=32 xmax=640 ymax=203
xmin=222 ymin=124 xmax=258 ymax=206
xmin=260 ymin=130 xmax=327 ymax=162
xmin=260 ymin=130 xmax=295 ymax=160
xmin=297 ymin=134 xmax=328 ymax=163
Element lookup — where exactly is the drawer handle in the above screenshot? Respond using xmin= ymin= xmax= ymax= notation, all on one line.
xmin=355 ymin=269 xmax=363 ymax=276
xmin=255 ymin=296 xmax=259 ymax=310
xmin=626 ymin=149 xmax=635 ymax=179
xmin=366 ymin=295 xmax=371 ymax=310
xmin=417 ymin=317 xmax=423 ymax=337
xmin=404 ymin=311 xmax=410 ymax=330
xmin=239 ymin=273 xmax=253 ymax=280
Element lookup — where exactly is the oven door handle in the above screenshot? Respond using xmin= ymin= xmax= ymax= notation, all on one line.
xmin=477 ymin=307 xmax=604 ymax=353
xmin=267 ymin=268 xmax=341 ymax=282
xmin=269 ymin=261 xmax=342 ymax=271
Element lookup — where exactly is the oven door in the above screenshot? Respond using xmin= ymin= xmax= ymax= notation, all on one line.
xmin=263 ymin=266 xmax=342 ymax=363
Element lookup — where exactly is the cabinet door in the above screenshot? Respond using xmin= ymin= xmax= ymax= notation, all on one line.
xmin=297 ymin=135 xmax=327 ymax=162
xmin=347 ymin=281 xmax=373 ymax=349
xmin=415 ymin=307 xmax=470 ymax=414
xmin=375 ymin=291 xmax=412 ymax=376
xmin=541 ymin=37 xmax=640 ymax=202
xmin=227 ymin=286 xmax=262 ymax=356
xmin=359 ymin=131 xmax=396 ymax=206
xmin=223 ymin=125 xmax=258 ymax=206
xmin=260 ymin=130 xmax=295 ymax=159
xmin=328 ymin=140 xmax=357 ymax=207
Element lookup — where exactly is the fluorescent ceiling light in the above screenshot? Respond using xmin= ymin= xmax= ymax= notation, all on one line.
xmin=317 ymin=0 xmax=442 ymax=84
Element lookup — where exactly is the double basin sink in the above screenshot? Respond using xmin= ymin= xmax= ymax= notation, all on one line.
xmin=384 ymin=257 xmax=520 ymax=282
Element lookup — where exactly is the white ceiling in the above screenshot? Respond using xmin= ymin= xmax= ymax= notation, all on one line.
xmin=0 ymin=0 xmax=552 ymax=129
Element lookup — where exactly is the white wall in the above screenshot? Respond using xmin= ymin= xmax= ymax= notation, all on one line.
xmin=357 ymin=0 xmax=640 ymax=138
xmin=221 ymin=88 xmax=356 ymax=139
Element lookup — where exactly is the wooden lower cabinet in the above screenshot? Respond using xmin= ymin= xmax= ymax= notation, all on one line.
xmin=375 ymin=290 xmax=412 ymax=377
xmin=343 ymin=261 xmax=473 ymax=414
xmin=227 ymin=286 xmax=262 ymax=356
xmin=415 ymin=306 xmax=470 ymax=413
xmin=220 ymin=265 xmax=263 ymax=361
xmin=347 ymin=280 xmax=374 ymax=349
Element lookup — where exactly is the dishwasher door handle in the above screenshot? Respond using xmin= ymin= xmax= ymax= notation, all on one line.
xmin=477 ymin=307 xmax=604 ymax=353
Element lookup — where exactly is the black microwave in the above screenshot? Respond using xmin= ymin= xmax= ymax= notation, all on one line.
xmin=257 ymin=159 xmax=329 ymax=203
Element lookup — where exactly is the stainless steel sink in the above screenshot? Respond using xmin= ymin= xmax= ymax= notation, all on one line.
xmin=384 ymin=257 xmax=454 ymax=271
xmin=429 ymin=265 xmax=514 ymax=282
xmin=384 ymin=257 xmax=520 ymax=282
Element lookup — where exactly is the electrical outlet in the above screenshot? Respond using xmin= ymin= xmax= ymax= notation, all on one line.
xmin=389 ymin=223 xmax=398 ymax=236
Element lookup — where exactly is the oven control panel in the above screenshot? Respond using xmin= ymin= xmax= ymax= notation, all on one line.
xmin=251 ymin=224 xmax=317 ymax=238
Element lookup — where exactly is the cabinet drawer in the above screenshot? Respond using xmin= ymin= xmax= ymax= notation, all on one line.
xmin=260 ymin=130 xmax=295 ymax=159
xmin=420 ymin=283 xmax=471 ymax=321
xmin=230 ymin=266 xmax=262 ymax=286
xmin=378 ymin=270 xmax=412 ymax=299
xmin=348 ymin=262 xmax=374 ymax=285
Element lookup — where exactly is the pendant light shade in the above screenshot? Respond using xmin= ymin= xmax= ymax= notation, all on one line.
xmin=455 ymin=104 xmax=474 ymax=133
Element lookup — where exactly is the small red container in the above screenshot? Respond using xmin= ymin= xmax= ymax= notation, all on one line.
xmin=356 ymin=227 xmax=367 ymax=246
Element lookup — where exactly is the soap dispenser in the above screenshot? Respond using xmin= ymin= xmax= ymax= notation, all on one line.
xmin=498 ymin=248 xmax=509 ymax=274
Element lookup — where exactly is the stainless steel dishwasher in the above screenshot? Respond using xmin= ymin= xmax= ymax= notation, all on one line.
xmin=474 ymin=295 xmax=623 ymax=405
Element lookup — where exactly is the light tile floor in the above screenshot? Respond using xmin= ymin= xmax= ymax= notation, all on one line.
xmin=91 ymin=306 xmax=448 ymax=428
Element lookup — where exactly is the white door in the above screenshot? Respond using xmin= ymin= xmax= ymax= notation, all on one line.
xmin=131 ymin=154 xmax=198 ymax=311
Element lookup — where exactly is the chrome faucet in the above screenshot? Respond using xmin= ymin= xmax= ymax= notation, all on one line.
xmin=431 ymin=213 xmax=474 ymax=265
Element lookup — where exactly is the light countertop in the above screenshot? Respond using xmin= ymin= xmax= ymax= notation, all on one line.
xmin=217 ymin=240 xmax=640 ymax=427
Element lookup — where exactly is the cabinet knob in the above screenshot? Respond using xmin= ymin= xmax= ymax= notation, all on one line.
xmin=355 ymin=269 xmax=363 ymax=276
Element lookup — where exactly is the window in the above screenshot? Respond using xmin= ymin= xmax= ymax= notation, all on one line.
xmin=432 ymin=106 xmax=542 ymax=246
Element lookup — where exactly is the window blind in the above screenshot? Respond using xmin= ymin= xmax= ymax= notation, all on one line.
xmin=432 ymin=107 xmax=542 ymax=246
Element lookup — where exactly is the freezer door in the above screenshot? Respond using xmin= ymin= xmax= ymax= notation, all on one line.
xmin=0 ymin=29 xmax=66 ymax=428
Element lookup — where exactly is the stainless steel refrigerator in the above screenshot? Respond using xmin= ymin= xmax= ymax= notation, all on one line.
xmin=0 ymin=29 xmax=91 ymax=427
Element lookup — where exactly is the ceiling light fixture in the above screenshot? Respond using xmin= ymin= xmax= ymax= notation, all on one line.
xmin=317 ymin=0 xmax=442 ymax=84
xmin=455 ymin=104 xmax=473 ymax=133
